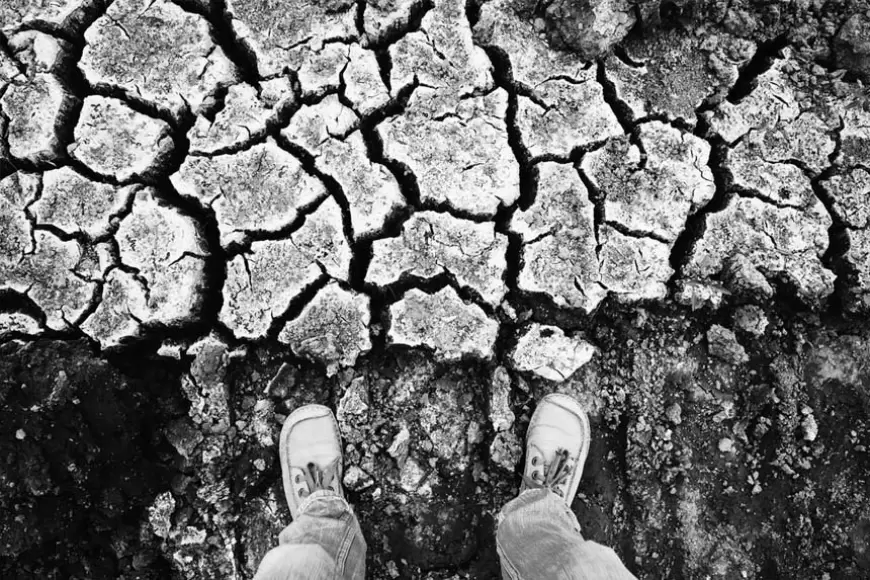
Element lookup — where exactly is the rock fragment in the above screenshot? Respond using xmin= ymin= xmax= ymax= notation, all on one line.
xmin=511 ymin=162 xmax=605 ymax=311
xmin=388 ymin=287 xmax=498 ymax=361
xmin=343 ymin=466 xmax=374 ymax=491
xmin=733 ymin=305 xmax=768 ymax=337
xmin=183 ymin=335 xmax=232 ymax=432
xmin=582 ymin=122 xmax=715 ymax=241
xmin=283 ymin=97 xmax=405 ymax=239
xmin=510 ymin=323 xmax=595 ymax=382
xmin=388 ymin=425 xmax=411 ymax=467
xmin=367 ymin=212 xmax=508 ymax=306
xmin=70 ymin=96 xmax=174 ymax=182
xmin=172 ymin=138 xmax=327 ymax=248
xmin=418 ymin=381 xmax=482 ymax=472
xmin=80 ymin=0 xmax=236 ymax=115
xmin=148 ymin=491 xmax=176 ymax=539
xmin=278 ymin=283 xmax=372 ymax=376
xmin=490 ymin=431 xmax=521 ymax=471
xmin=220 ymin=197 xmax=350 ymax=339
xmin=32 ymin=167 xmax=130 ymax=238
xmin=379 ymin=89 xmax=519 ymax=216
xmin=707 ymin=325 xmax=749 ymax=365
xmin=489 ymin=366 xmax=514 ymax=432
xmin=1 ymin=73 xmax=75 ymax=160
xmin=337 ymin=377 xmax=369 ymax=443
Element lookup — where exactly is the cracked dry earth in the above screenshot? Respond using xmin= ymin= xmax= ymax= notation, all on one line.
xmin=2 ymin=0 xmax=870 ymax=578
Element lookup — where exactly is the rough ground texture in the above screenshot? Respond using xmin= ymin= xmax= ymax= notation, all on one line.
xmin=2 ymin=0 xmax=870 ymax=578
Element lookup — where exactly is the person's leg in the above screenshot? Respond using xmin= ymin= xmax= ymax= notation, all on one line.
xmin=254 ymin=405 xmax=366 ymax=580
xmin=496 ymin=394 xmax=636 ymax=580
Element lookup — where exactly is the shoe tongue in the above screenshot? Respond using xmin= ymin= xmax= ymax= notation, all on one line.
xmin=527 ymin=423 xmax=576 ymax=462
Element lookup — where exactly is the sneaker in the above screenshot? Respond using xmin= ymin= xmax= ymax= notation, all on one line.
xmin=520 ymin=393 xmax=591 ymax=503
xmin=280 ymin=404 xmax=344 ymax=518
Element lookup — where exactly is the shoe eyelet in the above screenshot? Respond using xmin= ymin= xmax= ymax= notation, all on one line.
xmin=294 ymin=475 xmax=302 ymax=483
xmin=531 ymin=457 xmax=538 ymax=466
xmin=532 ymin=470 xmax=539 ymax=480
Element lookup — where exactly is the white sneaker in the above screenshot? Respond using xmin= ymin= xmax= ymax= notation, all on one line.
xmin=280 ymin=404 xmax=344 ymax=518
xmin=520 ymin=393 xmax=591 ymax=504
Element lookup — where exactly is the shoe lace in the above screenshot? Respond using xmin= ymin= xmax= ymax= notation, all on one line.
xmin=523 ymin=448 xmax=573 ymax=497
xmin=293 ymin=457 xmax=340 ymax=498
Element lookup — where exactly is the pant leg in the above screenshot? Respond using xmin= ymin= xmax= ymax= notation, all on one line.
xmin=496 ymin=489 xmax=636 ymax=580
xmin=254 ymin=490 xmax=366 ymax=580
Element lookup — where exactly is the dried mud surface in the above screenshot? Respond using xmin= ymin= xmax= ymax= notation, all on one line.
xmin=2 ymin=0 xmax=870 ymax=578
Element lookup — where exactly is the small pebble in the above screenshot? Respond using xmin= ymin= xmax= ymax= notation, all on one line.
xmin=15 ymin=429 xmax=26 ymax=440
xmin=718 ymin=438 xmax=735 ymax=453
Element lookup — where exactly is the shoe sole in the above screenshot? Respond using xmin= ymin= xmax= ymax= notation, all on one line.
xmin=528 ymin=393 xmax=591 ymax=504
xmin=279 ymin=403 xmax=343 ymax=519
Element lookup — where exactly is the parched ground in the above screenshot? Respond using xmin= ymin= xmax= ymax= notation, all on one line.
xmin=2 ymin=0 xmax=870 ymax=578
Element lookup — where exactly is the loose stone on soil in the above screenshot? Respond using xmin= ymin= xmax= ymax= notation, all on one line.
xmin=388 ymin=287 xmax=498 ymax=361
xmin=510 ymin=323 xmax=596 ymax=381
xmin=490 ymin=366 xmax=514 ymax=432
xmin=707 ymin=324 xmax=749 ymax=365
xmin=337 ymin=377 xmax=369 ymax=444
